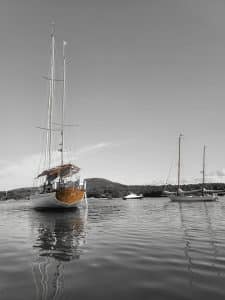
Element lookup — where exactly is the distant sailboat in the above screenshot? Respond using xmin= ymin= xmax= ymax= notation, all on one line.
xmin=31 ymin=26 xmax=87 ymax=209
xmin=165 ymin=135 xmax=218 ymax=202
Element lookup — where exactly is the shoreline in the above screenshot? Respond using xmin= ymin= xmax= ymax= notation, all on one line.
xmin=1 ymin=178 xmax=225 ymax=200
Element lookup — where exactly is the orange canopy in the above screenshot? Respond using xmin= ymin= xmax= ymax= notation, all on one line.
xmin=37 ymin=163 xmax=80 ymax=179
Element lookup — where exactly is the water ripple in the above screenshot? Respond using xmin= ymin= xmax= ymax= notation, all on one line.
xmin=1 ymin=198 xmax=225 ymax=299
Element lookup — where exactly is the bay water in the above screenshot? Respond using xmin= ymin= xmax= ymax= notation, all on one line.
xmin=1 ymin=198 xmax=225 ymax=299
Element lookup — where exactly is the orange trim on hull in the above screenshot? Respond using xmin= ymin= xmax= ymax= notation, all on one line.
xmin=56 ymin=187 xmax=85 ymax=205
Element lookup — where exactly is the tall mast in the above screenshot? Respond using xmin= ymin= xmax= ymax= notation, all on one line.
xmin=61 ymin=41 xmax=67 ymax=166
xmin=202 ymin=145 xmax=206 ymax=196
xmin=47 ymin=23 xmax=55 ymax=169
xmin=177 ymin=134 xmax=183 ymax=193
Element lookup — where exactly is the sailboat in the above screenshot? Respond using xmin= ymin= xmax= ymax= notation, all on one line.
xmin=165 ymin=134 xmax=218 ymax=202
xmin=31 ymin=27 xmax=87 ymax=209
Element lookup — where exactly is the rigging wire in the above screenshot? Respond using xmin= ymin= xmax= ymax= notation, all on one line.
xmin=163 ymin=157 xmax=175 ymax=192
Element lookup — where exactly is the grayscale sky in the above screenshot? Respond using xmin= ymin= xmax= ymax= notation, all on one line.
xmin=1 ymin=0 xmax=225 ymax=189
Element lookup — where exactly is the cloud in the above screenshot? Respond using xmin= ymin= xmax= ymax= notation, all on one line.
xmin=0 ymin=141 xmax=116 ymax=190
xmin=0 ymin=153 xmax=41 ymax=190
xmin=0 ymin=160 xmax=11 ymax=168
xmin=215 ymin=169 xmax=225 ymax=177
xmin=203 ymin=169 xmax=225 ymax=183
xmin=74 ymin=142 xmax=114 ymax=157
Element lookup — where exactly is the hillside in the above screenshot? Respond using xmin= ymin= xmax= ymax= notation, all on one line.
xmin=0 ymin=187 xmax=39 ymax=200
xmin=86 ymin=178 xmax=128 ymax=198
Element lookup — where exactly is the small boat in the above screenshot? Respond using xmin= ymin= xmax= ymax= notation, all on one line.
xmin=31 ymin=27 xmax=87 ymax=209
xmin=123 ymin=193 xmax=143 ymax=200
xmin=165 ymin=135 xmax=218 ymax=202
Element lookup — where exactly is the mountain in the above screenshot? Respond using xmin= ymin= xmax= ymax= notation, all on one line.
xmin=86 ymin=178 xmax=128 ymax=198
xmin=0 ymin=187 xmax=39 ymax=200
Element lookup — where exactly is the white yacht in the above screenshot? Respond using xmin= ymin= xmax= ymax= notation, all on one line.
xmin=123 ymin=193 xmax=143 ymax=200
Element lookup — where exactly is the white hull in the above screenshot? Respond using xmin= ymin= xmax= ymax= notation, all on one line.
xmin=30 ymin=192 xmax=84 ymax=209
xmin=169 ymin=194 xmax=218 ymax=202
xmin=123 ymin=194 xmax=143 ymax=200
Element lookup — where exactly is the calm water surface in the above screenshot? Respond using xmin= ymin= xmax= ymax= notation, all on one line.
xmin=1 ymin=198 xmax=225 ymax=300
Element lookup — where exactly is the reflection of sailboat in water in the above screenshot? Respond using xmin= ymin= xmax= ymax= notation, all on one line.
xmin=31 ymin=208 xmax=88 ymax=300
xmin=178 ymin=201 xmax=220 ymax=292
xmin=178 ymin=202 xmax=194 ymax=290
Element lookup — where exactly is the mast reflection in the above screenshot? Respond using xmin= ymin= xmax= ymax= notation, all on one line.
xmin=31 ymin=208 xmax=88 ymax=300
xmin=177 ymin=201 xmax=219 ymax=292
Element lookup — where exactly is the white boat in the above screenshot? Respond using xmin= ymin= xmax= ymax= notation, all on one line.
xmin=123 ymin=193 xmax=143 ymax=200
xmin=31 ymin=26 xmax=87 ymax=209
xmin=165 ymin=135 xmax=218 ymax=202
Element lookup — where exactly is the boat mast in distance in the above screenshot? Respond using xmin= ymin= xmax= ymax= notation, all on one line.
xmin=47 ymin=22 xmax=55 ymax=170
xmin=58 ymin=40 xmax=67 ymax=186
xmin=177 ymin=133 xmax=183 ymax=194
xmin=60 ymin=40 xmax=67 ymax=168
xmin=202 ymin=145 xmax=206 ymax=196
